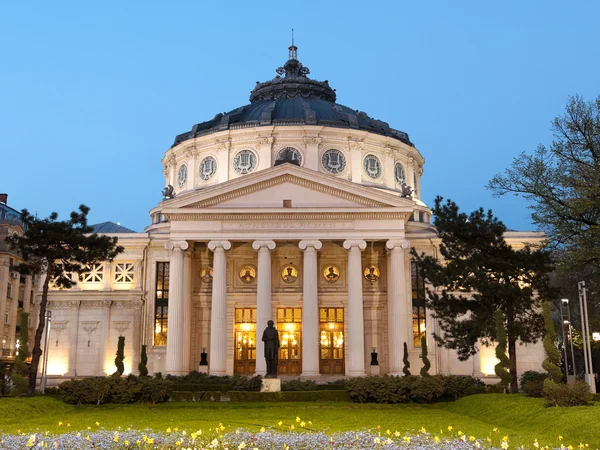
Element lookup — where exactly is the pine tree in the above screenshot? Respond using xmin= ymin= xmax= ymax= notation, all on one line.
xmin=542 ymin=302 xmax=563 ymax=383
xmin=138 ymin=344 xmax=148 ymax=377
xmin=113 ymin=336 xmax=125 ymax=377
xmin=402 ymin=342 xmax=411 ymax=376
xmin=494 ymin=310 xmax=511 ymax=389
xmin=5 ymin=205 xmax=123 ymax=394
xmin=412 ymin=196 xmax=555 ymax=393
xmin=420 ymin=336 xmax=431 ymax=377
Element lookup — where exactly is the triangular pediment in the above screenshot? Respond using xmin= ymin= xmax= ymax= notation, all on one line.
xmin=161 ymin=164 xmax=415 ymax=212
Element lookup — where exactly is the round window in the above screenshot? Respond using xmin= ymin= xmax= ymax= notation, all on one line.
xmin=233 ymin=150 xmax=257 ymax=174
xmin=199 ymin=156 xmax=217 ymax=181
xmin=321 ymin=149 xmax=346 ymax=174
xmin=275 ymin=147 xmax=303 ymax=165
xmin=177 ymin=164 xmax=188 ymax=187
xmin=363 ymin=154 xmax=382 ymax=179
xmin=394 ymin=162 xmax=406 ymax=185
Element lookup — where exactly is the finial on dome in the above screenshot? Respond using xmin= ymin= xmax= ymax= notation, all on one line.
xmin=289 ymin=29 xmax=298 ymax=60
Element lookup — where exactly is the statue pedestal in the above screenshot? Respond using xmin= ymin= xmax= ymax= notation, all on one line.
xmin=261 ymin=378 xmax=281 ymax=392
xmin=370 ymin=365 xmax=380 ymax=376
xmin=198 ymin=365 xmax=209 ymax=374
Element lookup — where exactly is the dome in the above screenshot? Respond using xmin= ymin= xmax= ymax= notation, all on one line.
xmin=172 ymin=45 xmax=413 ymax=148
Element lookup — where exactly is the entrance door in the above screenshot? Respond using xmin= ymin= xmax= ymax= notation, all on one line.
xmin=277 ymin=308 xmax=302 ymax=375
xmin=319 ymin=308 xmax=345 ymax=375
xmin=234 ymin=308 xmax=256 ymax=375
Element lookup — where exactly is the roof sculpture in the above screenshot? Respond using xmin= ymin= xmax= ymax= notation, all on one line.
xmin=172 ymin=44 xmax=413 ymax=147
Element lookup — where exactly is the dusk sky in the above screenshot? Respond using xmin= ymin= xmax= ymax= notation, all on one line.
xmin=1 ymin=1 xmax=598 ymax=232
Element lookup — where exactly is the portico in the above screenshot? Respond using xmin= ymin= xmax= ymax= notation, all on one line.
xmin=155 ymin=163 xmax=414 ymax=378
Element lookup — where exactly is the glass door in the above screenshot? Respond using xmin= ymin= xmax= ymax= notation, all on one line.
xmin=319 ymin=308 xmax=345 ymax=375
xmin=277 ymin=308 xmax=302 ymax=375
xmin=234 ymin=308 xmax=256 ymax=375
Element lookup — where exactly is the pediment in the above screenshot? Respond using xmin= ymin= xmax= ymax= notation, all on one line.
xmin=162 ymin=164 xmax=414 ymax=212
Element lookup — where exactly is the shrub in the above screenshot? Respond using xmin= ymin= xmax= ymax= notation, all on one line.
xmin=494 ymin=310 xmax=511 ymax=389
xmin=520 ymin=371 xmax=548 ymax=397
xmin=420 ymin=336 xmax=431 ymax=377
xmin=113 ymin=336 xmax=125 ymax=377
xmin=402 ymin=343 xmax=411 ymax=376
xmin=230 ymin=375 xmax=262 ymax=391
xmin=542 ymin=379 xmax=592 ymax=406
xmin=138 ymin=344 xmax=148 ymax=377
xmin=227 ymin=390 xmax=350 ymax=402
xmin=13 ymin=357 xmax=29 ymax=377
xmin=139 ymin=377 xmax=172 ymax=404
xmin=9 ymin=374 xmax=28 ymax=396
xmin=171 ymin=391 xmax=222 ymax=402
xmin=281 ymin=379 xmax=318 ymax=391
xmin=443 ymin=375 xmax=485 ymax=400
xmin=409 ymin=375 xmax=445 ymax=403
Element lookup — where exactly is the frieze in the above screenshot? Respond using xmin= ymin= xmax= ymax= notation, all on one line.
xmin=256 ymin=137 xmax=274 ymax=146
xmin=224 ymin=221 xmax=353 ymax=230
xmin=48 ymin=300 xmax=81 ymax=309
xmin=112 ymin=299 xmax=144 ymax=309
xmin=80 ymin=300 xmax=113 ymax=309
xmin=167 ymin=212 xmax=411 ymax=222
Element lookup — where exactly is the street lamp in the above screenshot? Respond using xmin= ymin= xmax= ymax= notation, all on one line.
xmin=578 ymin=281 xmax=596 ymax=393
xmin=40 ymin=310 xmax=52 ymax=394
xmin=560 ymin=299 xmax=577 ymax=382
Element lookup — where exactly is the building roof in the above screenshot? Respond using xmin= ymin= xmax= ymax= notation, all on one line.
xmin=172 ymin=45 xmax=413 ymax=148
xmin=91 ymin=221 xmax=136 ymax=233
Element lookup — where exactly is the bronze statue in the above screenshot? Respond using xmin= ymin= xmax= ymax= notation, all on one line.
xmin=262 ymin=320 xmax=280 ymax=378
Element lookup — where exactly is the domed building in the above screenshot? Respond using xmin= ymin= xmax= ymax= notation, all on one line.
xmin=41 ymin=45 xmax=544 ymax=382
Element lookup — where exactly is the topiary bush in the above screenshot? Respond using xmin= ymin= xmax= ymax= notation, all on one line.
xmin=113 ymin=336 xmax=125 ymax=377
xmin=138 ymin=344 xmax=148 ymax=377
xmin=542 ymin=379 xmax=592 ymax=406
xmin=420 ymin=336 xmax=431 ymax=377
xmin=402 ymin=343 xmax=411 ymax=376
xmin=520 ymin=370 xmax=549 ymax=397
xmin=541 ymin=302 xmax=563 ymax=383
xmin=494 ymin=310 xmax=511 ymax=389
xmin=9 ymin=373 xmax=28 ymax=396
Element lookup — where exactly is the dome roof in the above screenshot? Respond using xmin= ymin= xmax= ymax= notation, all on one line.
xmin=172 ymin=45 xmax=413 ymax=148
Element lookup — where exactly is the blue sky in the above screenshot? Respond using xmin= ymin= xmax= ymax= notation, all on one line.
xmin=1 ymin=1 xmax=598 ymax=232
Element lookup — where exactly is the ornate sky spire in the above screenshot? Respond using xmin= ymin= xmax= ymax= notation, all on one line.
xmin=289 ymin=29 xmax=297 ymax=60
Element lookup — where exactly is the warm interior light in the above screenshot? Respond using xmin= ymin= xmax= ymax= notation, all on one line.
xmin=419 ymin=323 xmax=426 ymax=332
xmin=285 ymin=323 xmax=294 ymax=331
xmin=328 ymin=323 xmax=334 ymax=330
xmin=241 ymin=323 xmax=251 ymax=331
xmin=593 ymin=332 xmax=600 ymax=342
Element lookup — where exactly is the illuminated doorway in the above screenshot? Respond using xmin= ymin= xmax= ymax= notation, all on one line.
xmin=234 ymin=308 xmax=256 ymax=375
xmin=277 ymin=308 xmax=302 ymax=375
xmin=319 ymin=308 xmax=345 ymax=375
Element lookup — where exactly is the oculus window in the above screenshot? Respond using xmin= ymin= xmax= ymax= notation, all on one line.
xmin=276 ymin=147 xmax=303 ymax=165
xmin=199 ymin=156 xmax=217 ymax=181
xmin=177 ymin=164 xmax=188 ymax=188
xmin=321 ymin=149 xmax=346 ymax=174
xmin=233 ymin=150 xmax=257 ymax=174
xmin=363 ymin=154 xmax=382 ymax=179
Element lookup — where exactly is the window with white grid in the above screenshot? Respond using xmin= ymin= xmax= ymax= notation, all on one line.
xmin=82 ymin=263 xmax=104 ymax=283
xmin=114 ymin=263 xmax=135 ymax=284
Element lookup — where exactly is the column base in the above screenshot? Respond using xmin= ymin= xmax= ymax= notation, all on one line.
xmin=346 ymin=370 xmax=367 ymax=377
xmin=209 ymin=370 xmax=227 ymax=376
xmin=300 ymin=371 xmax=320 ymax=378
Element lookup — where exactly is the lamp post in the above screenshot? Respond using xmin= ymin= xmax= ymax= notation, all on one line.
xmin=560 ymin=299 xmax=577 ymax=382
xmin=577 ymin=281 xmax=596 ymax=393
xmin=40 ymin=310 xmax=51 ymax=394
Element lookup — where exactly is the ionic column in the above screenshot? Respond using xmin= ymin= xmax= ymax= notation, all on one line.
xmin=343 ymin=239 xmax=367 ymax=376
xmin=386 ymin=239 xmax=410 ymax=376
xmin=252 ymin=240 xmax=276 ymax=375
xmin=165 ymin=240 xmax=189 ymax=375
xmin=208 ymin=240 xmax=231 ymax=375
xmin=66 ymin=301 xmax=81 ymax=376
xmin=183 ymin=248 xmax=194 ymax=372
xmin=299 ymin=240 xmax=322 ymax=377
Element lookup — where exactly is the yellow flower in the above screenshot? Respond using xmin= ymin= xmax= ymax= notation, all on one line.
xmin=182 ymin=430 xmax=186 ymax=435
xmin=403 ymin=436 xmax=411 ymax=443
xmin=374 ymin=437 xmax=381 ymax=444
xmin=501 ymin=442 xmax=509 ymax=449
xmin=386 ymin=429 xmax=391 ymax=435
xmin=124 ymin=441 xmax=129 ymax=446
xmin=260 ymin=427 xmax=265 ymax=433
xmin=174 ymin=427 xmax=179 ymax=431
xmin=308 ymin=421 xmax=312 ymax=426
xmin=290 ymin=424 xmax=295 ymax=430
xmin=394 ymin=431 xmax=400 ymax=437
xmin=57 ymin=422 xmax=63 ymax=427
xmin=300 ymin=421 xmax=306 ymax=428
xmin=147 ymin=438 xmax=154 ymax=444
xmin=238 ymin=443 xmax=246 ymax=449
xmin=136 ymin=440 xmax=141 ymax=445
xmin=579 ymin=444 xmax=585 ymax=449
xmin=113 ymin=434 xmax=118 ymax=443
xmin=95 ymin=422 xmax=100 ymax=426
xmin=493 ymin=428 xmax=499 ymax=433
xmin=469 ymin=436 xmax=476 ymax=442
xmin=559 ymin=436 xmax=564 ymax=441
xmin=296 ymin=417 xmax=301 ymax=423
xmin=420 ymin=427 xmax=426 ymax=434
xmin=448 ymin=426 xmax=453 ymax=431
xmin=503 ymin=436 xmax=509 ymax=442
xmin=66 ymin=424 xmax=70 ymax=428
xmin=167 ymin=427 xmax=172 ymax=433
xmin=434 ymin=436 xmax=440 ymax=443
xmin=534 ymin=439 xmax=539 ymax=448
xmin=278 ymin=421 xmax=283 ymax=427
xmin=460 ymin=435 xmax=466 ymax=442
xmin=475 ymin=442 xmax=481 ymax=449
xmin=176 ymin=441 xmax=181 ymax=446
xmin=458 ymin=431 xmax=463 ymax=436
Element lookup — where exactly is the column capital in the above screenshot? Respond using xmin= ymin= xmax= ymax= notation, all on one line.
xmin=165 ymin=240 xmax=189 ymax=251
xmin=208 ymin=240 xmax=231 ymax=252
xmin=252 ymin=240 xmax=276 ymax=251
xmin=386 ymin=239 xmax=410 ymax=251
xmin=298 ymin=240 xmax=322 ymax=251
xmin=343 ymin=239 xmax=367 ymax=251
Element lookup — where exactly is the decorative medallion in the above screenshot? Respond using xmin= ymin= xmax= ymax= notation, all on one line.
xmin=394 ymin=162 xmax=406 ymax=185
xmin=321 ymin=149 xmax=346 ymax=174
xmin=363 ymin=154 xmax=382 ymax=179
xmin=239 ymin=265 xmax=257 ymax=284
xmin=275 ymin=147 xmax=303 ymax=166
xmin=323 ymin=265 xmax=340 ymax=283
xmin=363 ymin=265 xmax=380 ymax=284
xmin=199 ymin=156 xmax=217 ymax=181
xmin=200 ymin=266 xmax=214 ymax=283
xmin=281 ymin=264 xmax=299 ymax=283
xmin=177 ymin=164 xmax=188 ymax=187
xmin=233 ymin=149 xmax=257 ymax=174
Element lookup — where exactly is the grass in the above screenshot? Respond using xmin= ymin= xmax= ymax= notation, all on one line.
xmin=0 ymin=395 xmax=599 ymax=448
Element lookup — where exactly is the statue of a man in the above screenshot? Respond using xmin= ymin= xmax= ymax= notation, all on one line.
xmin=262 ymin=320 xmax=280 ymax=378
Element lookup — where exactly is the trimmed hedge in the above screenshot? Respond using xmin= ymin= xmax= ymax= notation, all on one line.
xmin=166 ymin=372 xmax=262 ymax=391
xmin=170 ymin=384 xmax=231 ymax=393
xmin=520 ymin=370 xmax=548 ymax=397
xmin=542 ymin=379 xmax=592 ymax=406
xmin=59 ymin=376 xmax=172 ymax=405
xmin=227 ymin=390 xmax=350 ymax=402
xmin=346 ymin=375 xmax=484 ymax=404
xmin=171 ymin=391 xmax=222 ymax=402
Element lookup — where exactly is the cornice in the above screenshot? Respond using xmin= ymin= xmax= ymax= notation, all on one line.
xmin=166 ymin=211 xmax=411 ymax=221
xmin=185 ymin=173 xmax=389 ymax=208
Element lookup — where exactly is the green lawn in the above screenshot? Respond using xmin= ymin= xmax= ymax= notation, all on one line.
xmin=0 ymin=395 xmax=598 ymax=448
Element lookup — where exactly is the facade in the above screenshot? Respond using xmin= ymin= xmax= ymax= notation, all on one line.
xmin=38 ymin=46 xmax=545 ymax=383
xmin=0 ymin=194 xmax=36 ymax=366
